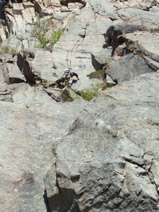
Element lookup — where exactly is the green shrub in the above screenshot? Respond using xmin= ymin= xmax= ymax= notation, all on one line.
xmin=0 ymin=46 xmax=18 ymax=56
xmin=31 ymin=17 xmax=51 ymax=48
xmin=35 ymin=35 xmax=49 ymax=48
xmin=31 ymin=17 xmax=63 ymax=48
xmin=50 ymin=29 xmax=63 ymax=45
xmin=32 ymin=17 xmax=52 ymax=37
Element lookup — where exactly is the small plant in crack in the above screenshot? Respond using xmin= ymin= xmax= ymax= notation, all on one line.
xmin=52 ymin=146 xmax=57 ymax=156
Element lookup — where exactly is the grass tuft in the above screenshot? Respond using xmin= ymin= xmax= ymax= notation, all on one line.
xmin=0 ymin=46 xmax=18 ymax=56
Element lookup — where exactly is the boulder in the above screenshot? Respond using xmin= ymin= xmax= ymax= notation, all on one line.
xmin=103 ymin=18 xmax=159 ymax=83
xmin=1 ymin=62 xmax=25 ymax=84
xmin=104 ymin=23 xmax=148 ymax=55
xmin=91 ymin=48 xmax=112 ymax=71
xmin=105 ymin=53 xmax=154 ymax=84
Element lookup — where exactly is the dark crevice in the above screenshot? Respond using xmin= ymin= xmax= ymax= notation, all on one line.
xmin=43 ymin=89 xmax=61 ymax=102
xmin=60 ymin=0 xmax=86 ymax=8
xmin=0 ymin=2 xmax=6 ymax=19
xmin=47 ymin=186 xmax=79 ymax=212
xmin=56 ymin=176 xmax=62 ymax=194
xmin=43 ymin=189 xmax=51 ymax=212
xmin=79 ymin=34 xmax=85 ymax=39
xmin=123 ymin=157 xmax=144 ymax=168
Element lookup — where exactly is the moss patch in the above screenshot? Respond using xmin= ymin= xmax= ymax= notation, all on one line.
xmin=72 ymin=83 xmax=107 ymax=101
xmin=150 ymin=28 xmax=159 ymax=33
xmin=87 ymin=69 xmax=105 ymax=80
xmin=0 ymin=36 xmax=3 ymax=45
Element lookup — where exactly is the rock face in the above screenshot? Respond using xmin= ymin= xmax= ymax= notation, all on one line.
xmin=0 ymin=0 xmax=159 ymax=211
xmin=0 ymin=85 xmax=87 ymax=211
xmin=48 ymin=71 xmax=159 ymax=211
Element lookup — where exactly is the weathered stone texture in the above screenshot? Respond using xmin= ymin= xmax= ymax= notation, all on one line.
xmin=49 ymin=72 xmax=159 ymax=211
xmin=0 ymin=0 xmax=159 ymax=211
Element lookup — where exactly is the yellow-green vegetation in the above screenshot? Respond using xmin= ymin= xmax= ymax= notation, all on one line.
xmin=31 ymin=17 xmax=63 ymax=48
xmin=50 ymin=30 xmax=64 ymax=46
xmin=0 ymin=46 xmax=18 ymax=56
xmin=87 ymin=69 xmax=105 ymax=80
xmin=0 ymin=36 xmax=3 ymax=45
xmin=150 ymin=28 xmax=159 ymax=33
xmin=87 ymin=61 xmax=108 ymax=80
xmin=52 ymin=145 xmax=57 ymax=156
xmin=72 ymin=83 xmax=107 ymax=101
xmin=31 ymin=17 xmax=52 ymax=48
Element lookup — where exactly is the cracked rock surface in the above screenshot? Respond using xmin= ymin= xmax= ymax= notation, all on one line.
xmin=49 ymin=72 xmax=159 ymax=211
xmin=1 ymin=0 xmax=159 ymax=211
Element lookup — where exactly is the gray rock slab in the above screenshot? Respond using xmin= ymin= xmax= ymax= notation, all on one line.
xmin=0 ymin=84 xmax=87 ymax=211
xmin=118 ymin=7 xmax=159 ymax=22
xmin=2 ymin=0 xmax=159 ymax=211
xmin=51 ymin=5 xmax=113 ymax=91
xmin=88 ymin=0 xmax=119 ymax=20
xmin=2 ymin=36 xmax=22 ymax=52
xmin=91 ymin=48 xmax=112 ymax=71
xmin=2 ymin=63 xmax=25 ymax=84
xmin=31 ymin=49 xmax=59 ymax=83
xmin=125 ymin=31 xmax=159 ymax=63
xmin=47 ymin=72 xmax=159 ymax=211
xmin=0 ymin=54 xmax=14 ymax=63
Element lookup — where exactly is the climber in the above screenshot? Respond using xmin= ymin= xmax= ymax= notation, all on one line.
xmin=63 ymin=68 xmax=79 ymax=87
